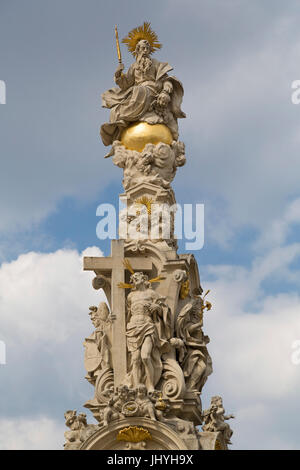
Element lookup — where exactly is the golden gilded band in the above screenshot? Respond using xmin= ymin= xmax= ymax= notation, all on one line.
xmin=114 ymin=25 xmax=122 ymax=64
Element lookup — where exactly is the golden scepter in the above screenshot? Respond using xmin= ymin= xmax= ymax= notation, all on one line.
xmin=115 ymin=25 xmax=123 ymax=65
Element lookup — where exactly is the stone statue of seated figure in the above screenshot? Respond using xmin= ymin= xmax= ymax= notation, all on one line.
xmin=100 ymin=23 xmax=185 ymax=147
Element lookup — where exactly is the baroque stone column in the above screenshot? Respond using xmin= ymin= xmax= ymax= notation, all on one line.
xmin=63 ymin=22 xmax=234 ymax=451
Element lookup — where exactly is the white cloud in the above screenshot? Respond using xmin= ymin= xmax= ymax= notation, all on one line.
xmin=0 ymin=246 xmax=107 ymax=435
xmin=205 ymin=288 xmax=300 ymax=398
xmin=0 ymin=416 xmax=64 ymax=450
xmin=255 ymin=198 xmax=300 ymax=251
xmin=0 ymin=246 xmax=105 ymax=345
xmin=201 ymin=228 xmax=300 ymax=449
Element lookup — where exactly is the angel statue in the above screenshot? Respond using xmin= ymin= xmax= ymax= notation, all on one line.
xmin=176 ymin=297 xmax=213 ymax=392
xmin=83 ymin=302 xmax=113 ymax=385
xmin=202 ymin=396 xmax=234 ymax=446
xmin=64 ymin=410 xmax=98 ymax=450
xmin=100 ymin=22 xmax=186 ymax=146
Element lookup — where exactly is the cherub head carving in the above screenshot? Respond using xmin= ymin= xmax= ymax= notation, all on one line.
xmin=88 ymin=302 xmax=109 ymax=328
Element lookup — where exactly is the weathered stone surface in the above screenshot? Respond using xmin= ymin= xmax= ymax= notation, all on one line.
xmin=107 ymin=140 xmax=186 ymax=191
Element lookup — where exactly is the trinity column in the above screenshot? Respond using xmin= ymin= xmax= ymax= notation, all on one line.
xmin=63 ymin=22 xmax=234 ymax=451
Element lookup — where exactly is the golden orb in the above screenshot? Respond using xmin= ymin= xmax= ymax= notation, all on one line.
xmin=120 ymin=122 xmax=173 ymax=152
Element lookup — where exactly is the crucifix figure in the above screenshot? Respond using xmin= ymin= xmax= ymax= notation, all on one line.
xmin=83 ymin=240 xmax=152 ymax=387
xmin=124 ymin=271 xmax=172 ymax=391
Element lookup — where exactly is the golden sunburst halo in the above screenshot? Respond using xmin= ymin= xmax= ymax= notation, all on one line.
xmin=122 ymin=22 xmax=162 ymax=57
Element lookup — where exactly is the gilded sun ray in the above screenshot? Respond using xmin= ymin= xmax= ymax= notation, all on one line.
xmin=117 ymin=282 xmax=134 ymax=289
xmin=123 ymin=258 xmax=135 ymax=274
xmin=149 ymin=275 xmax=166 ymax=283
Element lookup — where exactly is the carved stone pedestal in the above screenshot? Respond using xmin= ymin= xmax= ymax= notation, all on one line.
xmin=198 ymin=431 xmax=228 ymax=451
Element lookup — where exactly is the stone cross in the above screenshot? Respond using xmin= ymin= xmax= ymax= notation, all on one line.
xmin=83 ymin=240 xmax=152 ymax=387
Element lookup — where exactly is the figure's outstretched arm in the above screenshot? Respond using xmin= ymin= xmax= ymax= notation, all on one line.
xmin=114 ymin=64 xmax=134 ymax=90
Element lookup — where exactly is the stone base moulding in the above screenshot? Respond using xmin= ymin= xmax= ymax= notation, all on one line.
xmin=80 ymin=418 xmax=190 ymax=450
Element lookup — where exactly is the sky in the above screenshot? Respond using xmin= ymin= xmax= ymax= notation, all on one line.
xmin=0 ymin=0 xmax=300 ymax=450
